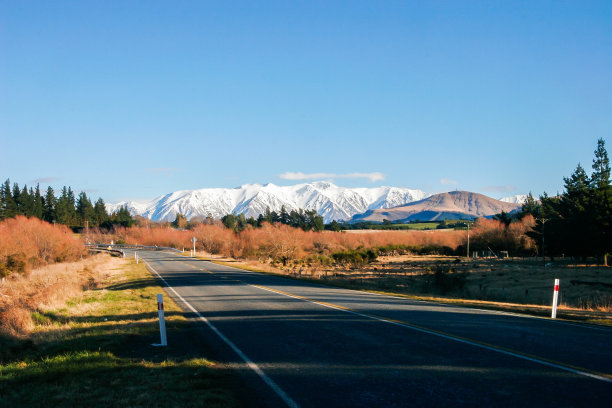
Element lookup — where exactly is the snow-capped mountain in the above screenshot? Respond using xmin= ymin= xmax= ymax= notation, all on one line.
xmin=107 ymin=182 xmax=430 ymax=223
xmin=500 ymin=194 xmax=528 ymax=204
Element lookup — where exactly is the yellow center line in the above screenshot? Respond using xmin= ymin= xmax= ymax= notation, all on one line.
xmin=173 ymin=255 xmax=612 ymax=384
xmin=248 ymin=284 xmax=612 ymax=384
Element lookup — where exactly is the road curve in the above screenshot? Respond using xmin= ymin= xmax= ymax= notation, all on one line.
xmin=135 ymin=250 xmax=612 ymax=407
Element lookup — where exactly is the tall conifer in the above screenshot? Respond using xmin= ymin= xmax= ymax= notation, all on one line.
xmin=43 ymin=186 xmax=56 ymax=222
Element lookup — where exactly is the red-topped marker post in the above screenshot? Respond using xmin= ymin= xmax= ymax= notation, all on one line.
xmin=551 ymin=279 xmax=560 ymax=319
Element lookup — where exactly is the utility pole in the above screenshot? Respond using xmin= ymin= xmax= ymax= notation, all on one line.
xmin=466 ymin=221 xmax=470 ymax=259
xmin=539 ymin=218 xmax=548 ymax=265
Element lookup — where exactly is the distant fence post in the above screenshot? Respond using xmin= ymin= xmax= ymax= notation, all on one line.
xmin=153 ymin=294 xmax=168 ymax=346
xmin=551 ymin=279 xmax=560 ymax=319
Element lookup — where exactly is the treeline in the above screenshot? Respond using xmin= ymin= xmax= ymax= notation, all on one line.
xmin=220 ymin=206 xmax=324 ymax=232
xmin=521 ymin=138 xmax=612 ymax=260
xmin=0 ymin=180 xmax=133 ymax=229
xmin=339 ymin=220 xmax=470 ymax=231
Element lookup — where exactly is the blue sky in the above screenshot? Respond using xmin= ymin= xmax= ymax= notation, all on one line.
xmin=1 ymin=1 xmax=610 ymax=202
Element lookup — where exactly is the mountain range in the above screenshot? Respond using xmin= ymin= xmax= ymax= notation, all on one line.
xmin=107 ymin=183 xmax=525 ymax=224
xmin=106 ymin=182 xmax=430 ymax=224
xmin=350 ymin=191 xmax=522 ymax=222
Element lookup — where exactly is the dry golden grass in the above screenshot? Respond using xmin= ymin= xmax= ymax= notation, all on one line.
xmin=0 ymin=254 xmax=240 ymax=407
xmin=0 ymin=254 xmax=122 ymax=336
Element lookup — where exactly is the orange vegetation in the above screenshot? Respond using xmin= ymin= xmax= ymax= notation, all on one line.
xmin=97 ymin=222 xmax=466 ymax=262
xmin=0 ymin=254 xmax=121 ymax=336
xmin=470 ymin=215 xmax=537 ymax=254
xmin=0 ymin=216 xmax=87 ymax=277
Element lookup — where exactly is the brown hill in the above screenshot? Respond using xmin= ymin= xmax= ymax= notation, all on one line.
xmin=350 ymin=191 xmax=522 ymax=222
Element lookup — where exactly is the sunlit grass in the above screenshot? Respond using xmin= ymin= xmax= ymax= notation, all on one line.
xmin=0 ymin=259 xmax=238 ymax=408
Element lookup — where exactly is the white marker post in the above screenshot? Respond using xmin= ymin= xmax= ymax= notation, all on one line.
xmin=551 ymin=278 xmax=560 ymax=319
xmin=153 ymin=294 xmax=168 ymax=347
xmin=135 ymin=253 xmax=139 ymax=264
xmin=192 ymin=237 xmax=197 ymax=256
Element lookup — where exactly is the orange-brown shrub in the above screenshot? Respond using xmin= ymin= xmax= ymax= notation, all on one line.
xmin=191 ymin=224 xmax=234 ymax=255
xmin=93 ymin=222 xmax=468 ymax=262
xmin=0 ymin=216 xmax=86 ymax=276
xmin=470 ymin=216 xmax=536 ymax=255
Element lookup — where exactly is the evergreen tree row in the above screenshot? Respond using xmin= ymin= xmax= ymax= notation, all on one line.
xmin=0 ymin=180 xmax=134 ymax=229
xmin=521 ymin=139 xmax=612 ymax=260
xmin=221 ymin=206 xmax=324 ymax=232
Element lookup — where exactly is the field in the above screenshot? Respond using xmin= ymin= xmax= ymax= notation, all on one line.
xmin=0 ymin=254 xmax=239 ymax=407
xmin=345 ymin=220 xmax=468 ymax=230
xmin=213 ymin=254 xmax=612 ymax=324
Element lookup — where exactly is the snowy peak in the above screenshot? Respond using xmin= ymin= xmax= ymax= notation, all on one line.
xmin=500 ymin=194 xmax=528 ymax=204
xmin=107 ymin=182 xmax=430 ymax=223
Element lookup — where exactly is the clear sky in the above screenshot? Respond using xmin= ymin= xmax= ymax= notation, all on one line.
xmin=1 ymin=1 xmax=610 ymax=203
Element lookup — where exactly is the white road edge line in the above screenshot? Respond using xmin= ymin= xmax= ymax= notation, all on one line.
xmin=144 ymin=260 xmax=300 ymax=408
xmin=252 ymin=285 xmax=612 ymax=384
xmin=151 ymin=251 xmax=612 ymax=384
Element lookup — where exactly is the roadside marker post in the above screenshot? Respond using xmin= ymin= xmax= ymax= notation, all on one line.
xmin=135 ymin=253 xmax=139 ymax=264
xmin=153 ymin=294 xmax=168 ymax=347
xmin=192 ymin=237 xmax=197 ymax=256
xmin=551 ymin=279 xmax=560 ymax=319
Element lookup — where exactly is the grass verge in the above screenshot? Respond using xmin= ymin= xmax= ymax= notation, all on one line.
xmin=0 ymin=257 xmax=239 ymax=408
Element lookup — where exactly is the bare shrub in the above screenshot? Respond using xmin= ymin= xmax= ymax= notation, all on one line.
xmin=0 ymin=307 xmax=33 ymax=336
xmin=470 ymin=216 xmax=536 ymax=255
xmin=0 ymin=216 xmax=87 ymax=277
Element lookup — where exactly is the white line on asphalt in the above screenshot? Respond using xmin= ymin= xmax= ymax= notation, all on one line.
xmin=251 ymin=285 xmax=612 ymax=384
xmin=154 ymin=251 xmax=612 ymax=382
xmin=144 ymin=260 xmax=300 ymax=408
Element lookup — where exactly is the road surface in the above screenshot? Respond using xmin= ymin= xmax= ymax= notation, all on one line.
xmin=134 ymin=249 xmax=612 ymax=407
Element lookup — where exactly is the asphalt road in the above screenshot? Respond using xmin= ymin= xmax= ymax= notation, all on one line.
xmin=135 ymin=250 xmax=612 ymax=407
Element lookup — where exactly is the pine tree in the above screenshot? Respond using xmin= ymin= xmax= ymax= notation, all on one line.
xmin=93 ymin=198 xmax=108 ymax=227
xmin=112 ymin=206 xmax=134 ymax=227
xmin=20 ymin=185 xmax=34 ymax=217
xmin=43 ymin=186 xmax=56 ymax=223
xmin=12 ymin=183 xmax=21 ymax=215
xmin=2 ymin=180 xmax=18 ymax=218
xmin=33 ymin=184 xmax=43 ymax=219
xmin=528 ymin=139 xmax=612 ymax=260
xmin=0 ymin=180 xmax=8 ymax=219
xmin=56 ymin=187 xmax=70 ymax=225
xmin=590 ymin=138 xmax=612 ymax=259
xmin=76 ymin=192 xmax=95 ymax=227
xmin=66 ymin=187 xmax=77 ymax=226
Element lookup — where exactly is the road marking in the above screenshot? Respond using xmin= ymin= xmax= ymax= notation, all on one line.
xmin=156 ymin=252 xmax=612 ymax=384
xmin=144 ymin=261 xmax=299 ymax=408
xmin=248 ymin=285 xmax=612 ymax=384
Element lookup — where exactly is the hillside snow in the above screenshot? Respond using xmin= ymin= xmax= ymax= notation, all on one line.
xmin=107 ymin=182 xmax=430 ymax=223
